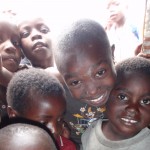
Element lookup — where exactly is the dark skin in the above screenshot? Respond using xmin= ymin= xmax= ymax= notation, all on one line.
xmin=135 ymin=43 xmax=150 ymax=59
xmin=0 ymin=21 xmax=22 ymax=121
xmin=61 ymin=43 xmax=116 ymax=107
xmin=18 ymin=18 xmax=54 ymax=69
xmin=103 ymin=72 xmax=150 ymax=141
xmin=8 ymin=94 xmax=66 ymax=139
xmin=0 ymin=21 xmax=22 ymax=72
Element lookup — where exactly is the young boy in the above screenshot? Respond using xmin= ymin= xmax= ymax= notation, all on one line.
xmin=105 ymin=0 xmax=140 ymax=62
xmin=53 ymin=19 xmax=116 ymax=144
xmin=18 ymin=15 xmax=54 ymax=69
xmin=81 ymin=57 xmax=150 ymax=150
xmin=0 ymin=123 xmax=57 ymax=150
xmin=6 ymin=68 xmax=77 ymax=150
xmin=0 ymin=15 xmax=22 ymax=123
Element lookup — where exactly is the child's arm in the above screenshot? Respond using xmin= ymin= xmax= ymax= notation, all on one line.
xmin=0 ymin=54 xmax=13 ymax=87
xmin=135 ymin=44 xmax=150 ymax=60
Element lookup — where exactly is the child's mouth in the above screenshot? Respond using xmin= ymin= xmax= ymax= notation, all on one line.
xmin=84 ymin=91 xmax=109 ymax=107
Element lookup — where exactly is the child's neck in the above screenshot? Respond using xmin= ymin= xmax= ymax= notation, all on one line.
xmin=33 ymin=58 xmax=54 ymax=69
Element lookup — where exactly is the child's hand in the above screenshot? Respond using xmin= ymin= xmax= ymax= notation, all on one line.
xmin=134 ymin=43 xmax=150 ymax=60
xmin=134 ymin=44 xmax=142 ymax=56
xmin=137 ymin=52 xmax=150 ymax=59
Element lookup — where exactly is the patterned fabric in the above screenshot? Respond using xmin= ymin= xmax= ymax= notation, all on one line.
xmin=69 ymin=104 xmax=106 ymax=136
xmin=64 ymin=88 xmax=106 ymax=145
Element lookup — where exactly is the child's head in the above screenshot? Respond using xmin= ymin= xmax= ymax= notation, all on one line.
xmin=54 ymin=19 xmax=116 ymax=107
xmin=18 ymin=16 xmax=54 ymax=68
xmin=106 ymin=0 xmax=128 ymax=25
xmin=106 ymin=57 xmax=150 ymax=139
xmin=7 ymin=68 xmax=66 ymax=138
xmin=0 ymin=16 xmax=22 ymax=72
xmin=0 ymin=123 xmax=57 ymax=150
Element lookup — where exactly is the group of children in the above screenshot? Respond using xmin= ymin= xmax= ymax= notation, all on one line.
xmin=0 ymin=8 xmax=149 ymax=150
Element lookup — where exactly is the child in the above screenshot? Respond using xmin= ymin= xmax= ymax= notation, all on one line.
xmin=18 ymin=15 xmax=54 ymax=69
xmin=81 ymin=57 xmax=150 ymax=150
xmin=0 ymin=123 xmax=57 ymax=150
xmin=0 ymin=15 xmax=23 ymax=123
xmin=6 ymin=68 xmax=77 ymax=150
xmin=105 ymin=0 xmax=140 ymax=62
xmin=53 ymin=19 xmax=116 ymax=144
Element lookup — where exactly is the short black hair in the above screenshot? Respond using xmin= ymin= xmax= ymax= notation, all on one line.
xmin=115 ymin=57 xmax=150 ymax=79
xmin=7 ymin=68 xmax=66 ymax=115
xmin=0 ymin=122 xmax=57 ymax=150
xmin=54 ymin=19 xmax=111 ymax=72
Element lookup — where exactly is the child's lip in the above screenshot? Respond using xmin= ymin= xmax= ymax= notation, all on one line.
xmin=3 ymin=56 xmax=19 ymax=64
xmin=109 ymin=14 xmax=117 ymax=18
xmin=121 ymin=118 xmax=138 ymax=123
xmin=32 ymin=42 xmax=47 ymax=50
xmin=120 ymin=117 xmax=138 ymax=125
xmin=84 ymin=91 xmax=109 ymax=107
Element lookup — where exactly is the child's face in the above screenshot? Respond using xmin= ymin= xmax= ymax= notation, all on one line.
xmin=18 ymin=18 xmax=52 ymax=64
xmin=61 ymin=44 xmax=116 ymax=107
xmin=0 ymin=21 xmax=22 ymax=72
xmin=106 ymin=72 xmax=150 ymax=138
xmin=20 ymin=94 xmax=66 ymax=139
xmin=107 ymin=1 xmax=125 ymax=23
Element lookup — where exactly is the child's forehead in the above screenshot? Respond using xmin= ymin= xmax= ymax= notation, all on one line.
xmin=31 ymin=94 xmax=66 ymax=105
xmin=0 ymin=20 xmax=16 ymax=28
xmin=18 ymin=17 xmax=47 ymax=27
xmin=62 ymin=40 xmax=111 ymax=61
xmin=0 ymin=21 xmax=18 ymax=34
xmin=117 ymin=70 xmax=150 ymax=84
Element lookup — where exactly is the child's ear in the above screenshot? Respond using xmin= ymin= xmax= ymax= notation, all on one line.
xmin=7 ymin=106 xmax=17 ymax=118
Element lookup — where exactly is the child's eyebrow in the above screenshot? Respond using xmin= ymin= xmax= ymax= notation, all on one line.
xmin=64 ymin=73 xmax=78 ymax=80
xmin=114 ymin=87 xmax=130 ymax=94
xmin=19 ymin=25 xmax=30 ymax=30
xmin=64 ymin=60 xmax=108 ymax=80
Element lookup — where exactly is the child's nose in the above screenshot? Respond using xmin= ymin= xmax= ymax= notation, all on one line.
xmin=4 ymin=40 xmax=16 ymax=54
xmin=125 ymin=104 xmax=139 ymax=117
xmin=86 ymin=82 xmax=98 ymax=96
xmin=31 ymin=29 xmax=42 ymax=41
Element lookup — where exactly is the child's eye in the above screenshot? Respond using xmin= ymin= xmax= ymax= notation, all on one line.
xmin=40 ymin=26 xmax=50 ymax=34
xmin=20 ymin=31 xmax=30 ymax=38
xmin=140 ymin=98 xmax=150 ymax=105
xmin=95 ymin=69 xmax=106 ymax=78
xmin=117 ymin=93 xmax=128 ymax=101
xmin=70 ymin=80 xmax=81 ymax=87
xmin=13 ymin=41 xmax=20 ymax=47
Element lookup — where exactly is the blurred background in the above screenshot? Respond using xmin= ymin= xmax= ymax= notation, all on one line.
xmin=0 ymin=0 xmax=146 ymax=40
